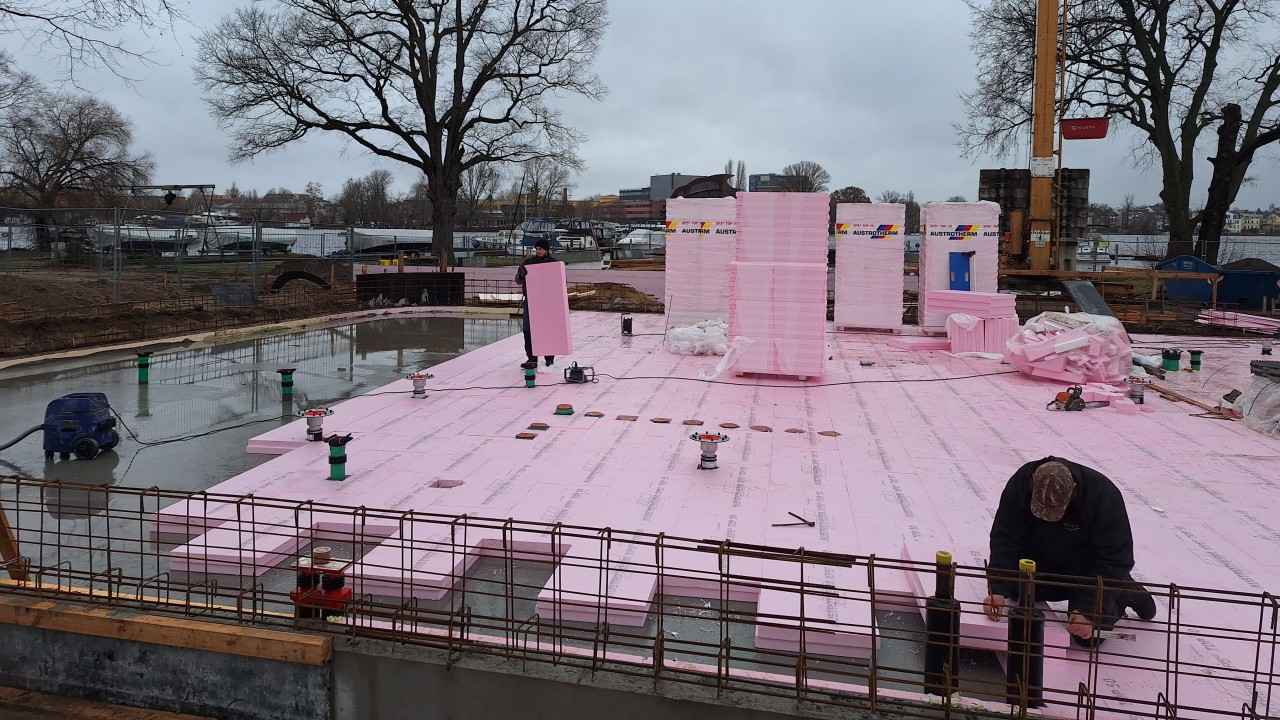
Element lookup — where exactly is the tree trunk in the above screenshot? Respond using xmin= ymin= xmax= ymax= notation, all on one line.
xmin=431 ymin=184 xmax=458 ymax=272
xmin=1162 ymin=189 xmax=1195 ymax=259
xmin=1194 ymin=104 xmax=1242 ymax=267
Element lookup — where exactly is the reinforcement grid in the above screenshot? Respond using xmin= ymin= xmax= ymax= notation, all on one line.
xmin=0 ymin=477 xmax=1274 ymax=720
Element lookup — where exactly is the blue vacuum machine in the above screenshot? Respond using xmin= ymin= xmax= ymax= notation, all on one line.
xmin=43 ymin=393 xmax=119 ymax=460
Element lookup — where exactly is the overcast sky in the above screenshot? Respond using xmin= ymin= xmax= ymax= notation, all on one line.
xmin=14 ymin=1 xmax=1280 ymax=210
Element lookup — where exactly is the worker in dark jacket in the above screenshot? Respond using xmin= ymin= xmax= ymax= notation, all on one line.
xmin=983 ymin=457 xmax=1156 ymax=646
xmin=515 ymin=237 xmax=559 ymax=369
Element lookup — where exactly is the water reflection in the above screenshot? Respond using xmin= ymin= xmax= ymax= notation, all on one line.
xmin=355 ymin=316 xmax=466 ymax=354
xmin=41 ymin=451 xmax=121 ymax=518
xmin=0 ymin=315 xmax=522 ymax=515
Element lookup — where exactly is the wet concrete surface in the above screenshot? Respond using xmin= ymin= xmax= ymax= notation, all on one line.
xmin=0 ymin=315 xmax=521 ymax=495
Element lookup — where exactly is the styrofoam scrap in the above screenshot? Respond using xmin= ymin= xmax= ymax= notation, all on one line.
xmin=1006 ymin=311 xmax=1132 ymax=384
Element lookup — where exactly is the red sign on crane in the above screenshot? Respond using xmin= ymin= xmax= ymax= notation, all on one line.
xmin=1061 ymin=117 xmax=1110 ymax=140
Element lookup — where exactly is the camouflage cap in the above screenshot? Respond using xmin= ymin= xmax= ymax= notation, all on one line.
xmin=1030 ymin=461 xmax=1076 ymax=522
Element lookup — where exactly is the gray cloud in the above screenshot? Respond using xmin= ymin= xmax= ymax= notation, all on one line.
xmin=16 ymin=1 xmax=1279 ymax=210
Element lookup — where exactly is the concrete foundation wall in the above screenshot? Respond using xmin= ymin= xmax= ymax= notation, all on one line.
xmin=0 ymin=623 xmax=330 ymax=720
xmin=331 ymin=641 xmax=844 ymax=720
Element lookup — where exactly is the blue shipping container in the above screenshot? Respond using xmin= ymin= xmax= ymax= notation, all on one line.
xmin=1158 ymin=256 xmax=1280 ymax=310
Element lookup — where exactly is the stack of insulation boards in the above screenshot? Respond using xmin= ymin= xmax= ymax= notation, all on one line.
xmin=926 ymin=290 xmax=1020 ymax=354
xmin=917 ymin=202 xmax=1001 ymax=329
xmin=833 ymin=203 xmax=905 ymax=331
xmin=664 ymin=197 xmax=737 ymax=328
xmin=729 ymin=192 xmax=829 ymax=379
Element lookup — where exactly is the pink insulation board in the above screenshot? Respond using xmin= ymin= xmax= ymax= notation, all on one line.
xmin=727 ymin=262 xmax=828 ymax=304
xmin=886 ymin=336 xmax=951 ymax=351
xmin=918 ymin=202 xmax=1001 ymax=328
xmin=753 ymin=557 xmax=878 ymax=658
xmin=833 ymin=203 xmax=906 ymax=330
xmin=924 ymin=290 xmax=1016 ymax=318
xmin=160 ymin=311 xmax=1280 ymax=713
xmin=947 ymin=315 xmax=1021 ymax=355
xmin=900 ymin=541 xmax=1071 ymax=657
xmin=665 ymin=197 xmax=737 ymax=328
xmin=728 ymin=192 xmax=829 ymax=378
xmin=526 ymin=261 xmax=573 ymax=356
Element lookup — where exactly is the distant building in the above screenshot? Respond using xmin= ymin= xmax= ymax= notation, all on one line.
xmin=748 ymin=173 xmax=805 ymax=192
xmin=1225 ymin=211 xmax=1243 ymax=234
xmin=1240 ymin=212 xmax=1261 ymax=233
xmin=648 ymin=173 xmax=700 ymax=201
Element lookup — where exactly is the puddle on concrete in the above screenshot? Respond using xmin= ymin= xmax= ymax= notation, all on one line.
xmin=0 ymin=315 xmax=521 ymax=499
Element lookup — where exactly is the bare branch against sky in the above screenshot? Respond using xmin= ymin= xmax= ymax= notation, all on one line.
xmin=0 ymin=0 xmax=187 ymax=85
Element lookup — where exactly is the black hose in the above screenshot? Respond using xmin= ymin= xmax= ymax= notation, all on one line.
xmin=0 ymin=425 xmax=42 ymax=453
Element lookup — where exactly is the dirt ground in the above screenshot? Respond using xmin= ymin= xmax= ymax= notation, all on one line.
xmin=0 ymin=270 xmax=341 ymax=358
xmin=0 ymin=272 xmax=199 ymax=311
xmin=567 ymin=281 xmax=664 ymax=312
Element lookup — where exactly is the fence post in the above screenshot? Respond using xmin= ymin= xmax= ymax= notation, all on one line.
xmin=3 ymin=219 xmax=10 ymax=276
xmin=252 ymin=219 xmax=262 ymax=295
xmin=113 ymin=207 xmax=123 ymax=304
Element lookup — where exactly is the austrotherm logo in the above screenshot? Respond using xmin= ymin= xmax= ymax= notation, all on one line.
xmin=842 ymin=224 xmax=902 ymax=238
xmin=949 ymin=224 xmax=979 ymax=240
xmin=676 ymin=221 xmax=713 ymax=234
xmin=871 ymin=224 xmax=900 ymax=239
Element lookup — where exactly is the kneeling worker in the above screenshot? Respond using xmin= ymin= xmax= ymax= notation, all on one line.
xmin=983 ymin=457 xmax=1157 ymax=646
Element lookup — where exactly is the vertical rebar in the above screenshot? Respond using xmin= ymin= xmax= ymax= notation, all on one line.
xmin=1007 ymin=557 xmax=1045 ymax=708
xmin=924 ymin=550 xmax=961 ymax=697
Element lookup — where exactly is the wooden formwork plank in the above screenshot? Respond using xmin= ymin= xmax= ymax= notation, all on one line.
xmin=0 ymin=500 xmax=28 ymax=581
xmin=0 ymin=593 xmax=330 ymax=666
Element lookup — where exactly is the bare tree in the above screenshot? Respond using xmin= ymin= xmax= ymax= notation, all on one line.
xmin=196 ymin=0 xmax=607 ymax=269
xmin=459 ymin=163 xmax=503 ymax=226
xmin=0 ymin=1 xmax=185 ymax=84
xmin=947 ymin=195 xmax=968 ymax=203
xmin=779 ymin=161 xmax=831 ymax=193
xmin=303 ymin=181 xmax=325 ymax=224
xmin=735 ymin=160 xmax=746 ymax=192
xmin=337 ymin=169 xmax=397 ymax=227
xmin=520 ymin=158 xmax=572 ymax=217
xmin=958 ymin=0 xmax=1280 ymax=260
xmin=1121 ymin=194 xmax=1137 ymax=233
xmin=402 ymin=177 xmax=433 ymax=229
xmin=0 ymin=51 xmax=37 ymax=114
xmin=878 ymin=190 xmax=921 ymax=233
xmin=0 ymin=88 xmax=153 ymax=244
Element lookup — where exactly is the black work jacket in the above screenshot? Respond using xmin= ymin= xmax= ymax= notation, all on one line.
xmin=514 ymin=252 xmax=557 ymax=289
xmin=988 ymin=456 xmax=1136 ymax=613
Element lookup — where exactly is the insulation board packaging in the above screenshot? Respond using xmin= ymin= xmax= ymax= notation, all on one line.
xmin=833 ymin=203 xmax=906 ymax=330
xmin=918 ymin=202 xmax=1001 ymax=328
xmin=664 ymin=197 xmax=738 ymax=329
xmin=729 ymin=192 xmax=828 ymax=378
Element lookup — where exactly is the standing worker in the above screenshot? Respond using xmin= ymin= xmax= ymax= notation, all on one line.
xmin=516 ymin=237 xmax=560 ymax=370
xmin=983 ymin=457 xmax=1157 ymax=647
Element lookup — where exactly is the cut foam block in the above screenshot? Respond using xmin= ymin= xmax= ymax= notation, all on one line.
xmin=887 ymin=337 xmax=951 ymax=351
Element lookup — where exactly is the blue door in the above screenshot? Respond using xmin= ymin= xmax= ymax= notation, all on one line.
xmin=949 ymin=252 xmax=972 ymax=290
